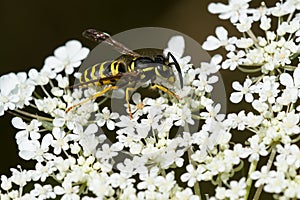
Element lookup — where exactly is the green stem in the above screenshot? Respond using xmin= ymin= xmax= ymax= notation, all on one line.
xmin=194 ymin=181 xmax=201 ymax=198
xmin=287 ymin=10 xmax=294 ymax=23
xmin=253 ymin=147 xmax=276 ymax=200
xmin=14 ymin=109 xmax=53 ymax=122
xmin=33 ymin=91 xmax=42 ymax=99
xmin=244 ymin=160 xmax=257 ymax=200
xmin=7 ymin=110 xmax=31 ymax=121
xmin=41 ymin=85 xmax=51 ymax=98
xmin=246 ymin=30 xmax=259 ymax=47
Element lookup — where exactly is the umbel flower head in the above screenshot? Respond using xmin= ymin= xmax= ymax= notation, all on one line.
xmin=1 ymin=0 xmax=300 ymax=199
xmin=0 ymin=29 xmax=222 ymax=199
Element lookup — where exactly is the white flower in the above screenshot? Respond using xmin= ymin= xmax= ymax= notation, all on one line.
xmin=54 ymin=181 xmax=80 ymax=200
xmin=236 ymin=37 xmax=254 ymax=48
xmin=281 ymin=111 xmax=300 ymax=135
xmin=35 ymin=97 xmax=61 ymax=114
xmin=271 ymin=2 xmax=294 ymax=17
xmin=251 ymin=166 xmax=277 ymax=187
xmin=56 ymin=74 xmax=69 ymax=88
xmin=12 ymin=117 xmax=41 ymax=144
xmin=108 ymin=173 xmax=135 ymax=189
xmin=200 ymin=103 xmax=225 ymax=122
xmin=193 ymin=74 xmax=218 ymax=93
xmin=236 ymin=15 xmax=253 ymax=32
xmin=18 ymin=134 xmax=53 ymax=162
xmin=258 ymin=76 xmax=280 ymax=104
xmin=173 ymin=105 xmax=194 ymax=126
xmin=96 ymin=107 xmax=119 ymax=130
xmin=264 ymin=172 xmax=287 ymax=193
xmin=137 ymin=167 xmax=159 ymax=191
xmin=28 ymin=66 xmax=56 ymax=86
xmin=1 ymin=175 xmax=12 ymax=191
xmin=30 ymin=184 xmax=56 ymax=199
xmin=126 ymin=93 xmax=152 ymax=117
xmin=0 ymin=72 xmax=35 ymax=115
xmin=199 ymin=54 xmax=222 ymax=76
xmin=222 ymin=50 xmax=245 ymax=70
xmin=10 ymin=167 xmax=32 ymax=187
xmin=252 ymin=100 xmax=268 ymax=113
xmin=230 ymin=79 xmax=255 ymax=103
xmin=208 ymin=0 xmax=251 ymax=23
xmin=286 ymin=144 xmax=300 ymax=168
xmin=175 ymin=188 xmax=199 ymax=200
xmin=279 ymin=67 xmax=300 ymax=101
xmin=260 ymin=15 xmax=271 ymax=30
xmin=51 ymin=127 xmax=71 ymax=154
xmin=44 ymin=40 xmax=89 ymax=74
xmin=95 ymin=143 xmax=123 ymax=162
xmin=31 ymin=162 xmax=55 ymax=182
xmin=73 ymin=124 xmax=105 ymax=156
xmin=244 ymin=112 xmax=263 ymax=127
xmin=248 ymin=135 xmax=268 ymax=162
xmin=202 ymin=26 xmax=236 ymax=51
xmin=155 ymin=172 xmax=176 ymax=193
xmin=225 ymin=178 xmax=246 ymax=199
xmin=180 ymin=164 xmax=203 ymax=187
xmin=223 ymin=111 xmax=247 ymax=130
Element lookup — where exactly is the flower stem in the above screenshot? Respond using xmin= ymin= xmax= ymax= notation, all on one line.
xmin=246 ymin=30 xmax=259 ymax=47
xmin=253 ymin=147 xmax=276 ymax=200
xmin=194 ymin=181 xmax=201 ymax=199
xmin=244 ymin=160 xmax=257 ymax=199
xmin=14 ymin=109 xmax=53 ymax=122
xmin=41 ymin=85 xmax=51 ymax=98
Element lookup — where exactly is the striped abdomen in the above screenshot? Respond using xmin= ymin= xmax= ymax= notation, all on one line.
xmin=79 ymin=61 xmax=127 ymax=87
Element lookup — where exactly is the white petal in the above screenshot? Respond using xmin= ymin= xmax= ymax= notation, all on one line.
xmin=19 ymin=150 xmax=33 ymax=160
xmin=232 ymin=81 xmax=243 ymax=91
xmin=11 ymin=117 xmax=27 ymax=129
xmin=215 ymin=26 xmax=228 ymax=41
xmin=107 ymin=120 xmax=115 ymax=130
xmin=0 ymin=73 xmax=19 ymax=96
xmin=202 ymin=36 xmax=221 ymax=51
xmin=208 ymin=3 xmax=229 ymax=14
xmin=53 ymin=118 xmax=65 ymax=127
xmin=230 ymin=92 xmax=243 ymax=103
xmin=293 ymin=67 xmax=300 ymax=86
xmin=280 ymin=73 xmax=293 ymax=87
xmin=44 ymin=56 xmax=62 ymax=68
xmin=84 ymin=124 xmax=98 ymax=134
xmin=211 ymin=54 xmax=222 ymax=65
xmin=54 ymin=47 xmax=68 ymax=60
xmin=164 ymin=35 xmax=185 ymax=58
xmin=66 ymin=40 xmax=82 ymax=58
xmin=132 ymin=93 xmax=141 ymax=104
xmin=71 ymin=48 xmax=90 ymax=61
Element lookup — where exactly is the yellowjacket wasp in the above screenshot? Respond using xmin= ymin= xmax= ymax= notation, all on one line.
xmin=66 ymin=29 xmax=183 ymax=119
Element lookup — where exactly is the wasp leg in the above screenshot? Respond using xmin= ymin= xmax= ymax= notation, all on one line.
xmin=66 ymin=85 xmax=119 ymax=113
xmin=150 ymin=84 xmax=180 ymax=100
xmin=125 ymin=87 xmax=135 ymax=119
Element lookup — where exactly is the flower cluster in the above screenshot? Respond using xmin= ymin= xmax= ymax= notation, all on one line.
xmin=0 ymin=33 xmax=223 ymax=199
xmin=1 ymin=0 xmax=300 ymax=199
xmin=202 ymin=0 xmax=300 ymax=199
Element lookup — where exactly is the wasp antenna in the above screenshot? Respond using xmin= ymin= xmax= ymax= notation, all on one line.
xmin=167 ymin=52 xmax=183 ymax=88
xmin=82 ymin=29 xmax=110 ymax=43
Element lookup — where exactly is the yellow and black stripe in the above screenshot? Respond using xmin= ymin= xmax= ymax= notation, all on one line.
xmin=79 ymin=61 xmax=126 ymax=87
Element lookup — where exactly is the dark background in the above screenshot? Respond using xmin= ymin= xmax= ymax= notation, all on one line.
xmin=0 ymin=0 xmax=274 ymax=198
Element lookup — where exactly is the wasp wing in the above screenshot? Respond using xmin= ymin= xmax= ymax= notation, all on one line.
xmin=83 ymin=29 xmax=141 ymax=57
